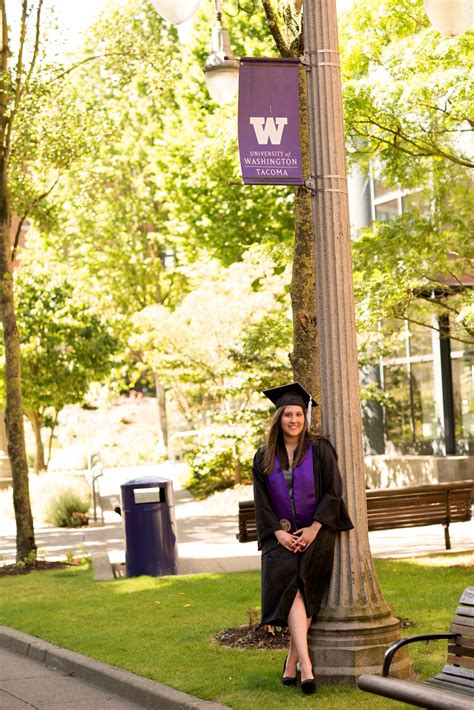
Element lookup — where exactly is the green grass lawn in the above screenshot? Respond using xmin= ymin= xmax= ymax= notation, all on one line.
xmin=0 ymin=553 xmax=472 ymax=710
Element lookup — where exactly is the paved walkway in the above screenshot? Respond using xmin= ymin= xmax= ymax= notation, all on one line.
xmin=0 ymin=627 xmax=229 ymax=710
xmin=0 ymin=463 xmax=472 ymax=572
xmin=0 ymin=646 xmax=142 ymax=709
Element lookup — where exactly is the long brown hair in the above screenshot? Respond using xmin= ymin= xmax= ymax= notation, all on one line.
xmin=263 ymin=405 xmax=312 ymax=474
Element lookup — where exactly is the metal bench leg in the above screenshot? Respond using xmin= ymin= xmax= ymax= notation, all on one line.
xmin=444 ymin=524 xmax=451 ymax=550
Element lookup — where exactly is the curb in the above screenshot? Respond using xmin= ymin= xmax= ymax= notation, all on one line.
xmin=0 ymin=626 xmax=231 ymax=710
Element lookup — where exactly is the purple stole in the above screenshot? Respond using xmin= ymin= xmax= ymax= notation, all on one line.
xmin=267 ymin=446 xmax=316 ymax=531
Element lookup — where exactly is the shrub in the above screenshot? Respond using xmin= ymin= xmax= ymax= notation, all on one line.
xmin=46 ymin=489 xmax=90 ymax=527
xmin=184 ymin=429 xmax=254 ymax=499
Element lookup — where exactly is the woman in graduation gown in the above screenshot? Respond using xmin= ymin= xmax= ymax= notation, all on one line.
xmin=252 ymin=382 xmax=353 ymax=694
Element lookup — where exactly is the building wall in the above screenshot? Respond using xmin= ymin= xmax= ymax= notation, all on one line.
xmin=348 ymin=170 xmax=474 ymax=471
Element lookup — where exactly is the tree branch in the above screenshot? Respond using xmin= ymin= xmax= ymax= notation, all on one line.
xmin=261 ymin=0 xmax=291 ymax=57
xmin=351 ymin=116 xmax=474 ymax=169
xmin=23 ymin=0 xmax=43 ymax=91
xmin=0 ymin=1 xmax=8 ymax=148
xmin=51 ymin=53 xmax=131 ymax=82
xmin=4 ymin=0 xmax=28 ymax=161
xmin=393 ymin=305 xmax=474 ymax=346
xmin=51 ymin=49 xmax=172 ymax=84
xmin=11 ymin=174 xmax=61 ymax=262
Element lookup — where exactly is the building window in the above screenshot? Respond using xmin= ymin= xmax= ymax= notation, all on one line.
xmin=361 ymin=175 xmax=473 ymax=456
xmin=374 ymin=199 xmax=399 ymax=222
xmin=451 ymin=319 xmax=474 ymax=453
xmin=383 ymin=349 xmax=438 ymax=453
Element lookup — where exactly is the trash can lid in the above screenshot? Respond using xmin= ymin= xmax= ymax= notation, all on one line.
xmin=121 ymin=476 xmax=171 ymax=488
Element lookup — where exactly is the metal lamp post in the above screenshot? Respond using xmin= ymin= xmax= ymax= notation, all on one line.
xmin=301 ymin=0 xmax=411 ymax=682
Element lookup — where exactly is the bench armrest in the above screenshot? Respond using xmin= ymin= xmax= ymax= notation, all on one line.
xmin=382 ymin=633 xmax=456 ymax=677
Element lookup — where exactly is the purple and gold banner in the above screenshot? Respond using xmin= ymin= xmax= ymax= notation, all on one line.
xmin=238 ymin=58 xmax=304 ymax=186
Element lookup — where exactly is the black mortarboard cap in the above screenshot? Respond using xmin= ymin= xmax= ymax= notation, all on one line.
xmin=263 ymin=382 xmax=318 ymax=411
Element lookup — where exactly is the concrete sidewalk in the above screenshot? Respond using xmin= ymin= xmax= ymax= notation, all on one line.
xmin=0 ymin=627 xmax=229 ymax=710
xmin=0 ymin=463 xmax=472 ymax=573
xmin=0 ymin=646 xmax=142 ymax=709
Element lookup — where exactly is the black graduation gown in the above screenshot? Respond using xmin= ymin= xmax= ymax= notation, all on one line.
xmin=252 ymin=438 xmax=354 ymax=627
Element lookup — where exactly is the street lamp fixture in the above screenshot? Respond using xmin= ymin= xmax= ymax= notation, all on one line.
xmin=150 ymin=0 xmax=203 ymax=25
xmin=151 ymin=0 xmax=239 ymax=105
xmin=203 ymin=3 xmax=240 ymax=105
xmin=424 ymin=0 xmax=473 ymax=36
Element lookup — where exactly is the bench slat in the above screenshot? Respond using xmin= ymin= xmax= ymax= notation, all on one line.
xmin=439 ymin=663 xmax=474 ymax=681
xmin=365 ymin=481 xmax=474 ymax=496
xmin=357 ymin=675 xmax=474 ymax=709
xmin=368 ymin=513 xmax=449 ymax=523
xmin=451 ymin=622 xmax=474 ymax=636
xmin=366 ymin=492 xmax=471 ymax=505
xmin=368 ymin=514 xmax=469 ymax=525
xmin=447 ymin=654 xmax=474 ymax=670
xmin=454 ymin=637 xmax=474 ymax=650
xmin=367 ymin=497 xmax=448 ymax=510
xmin=367 ymin=506 xmax=471 ymax=515
xmin=452 ymin=614 xmax=474 ymax=628
xmin=448 ymin=644 xmax=474 ymax=658
xmin=461 ymin=588 xmax=474 ymax=606
xmin=456 ymin=605 xmax=474 ymax=618
xmin=433 ymin=673 xmax=474 ymax=691
xmin=368 ymin=519 xmax=448 ymax=531
xmin=424 ymin=678 xmax=474 ymax=697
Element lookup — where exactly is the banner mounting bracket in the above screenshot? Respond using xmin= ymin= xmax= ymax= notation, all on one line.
xmin=304 ymin=177 xmax=316 ymax=194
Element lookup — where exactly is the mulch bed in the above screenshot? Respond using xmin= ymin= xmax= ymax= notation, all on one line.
xmin=0 ymin=561 xmax=76 ymax=577
xmin=399 ymin=617 xmax=417 ymax=629
xmin=214 ymin=624 xmax=290 ymax=649
xmin=214 ymin=617 xmax=417 ymax=649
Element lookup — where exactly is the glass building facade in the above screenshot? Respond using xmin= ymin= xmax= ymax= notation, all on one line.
xmin=351 ymin=172 xmax=474 ymax=458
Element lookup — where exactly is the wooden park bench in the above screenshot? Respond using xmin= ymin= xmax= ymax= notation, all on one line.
xmin=357 ymin=586 xmax=474 ymax=709
xmin=236 ymin=480 xmax=473 ymax=549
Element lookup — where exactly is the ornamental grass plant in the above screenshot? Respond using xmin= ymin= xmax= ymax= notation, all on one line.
xmin=45 ymin=489 xmax=90 ymax=527
xmin=0 ymin=553 xmax=472 ymax=709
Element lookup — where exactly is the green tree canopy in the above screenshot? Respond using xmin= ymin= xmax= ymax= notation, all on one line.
xmin=0 ymin=254 xmax=118 ymax=472
xmin=340 ymin=0 xmax=473 ymax=185
xmin=340 ymin=0 xmax=473 ymax=366
xmin=129 ymin=247 xmax=292 ymax=494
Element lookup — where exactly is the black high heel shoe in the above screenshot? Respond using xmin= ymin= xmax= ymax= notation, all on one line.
xmin=281 ymin=655 xmax=297 ymax=687
xmin=300 ymin=676 xmax=316 ymax=695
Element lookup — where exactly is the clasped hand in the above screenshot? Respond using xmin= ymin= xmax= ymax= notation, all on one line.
xmin=275 ymin=522 xmax=321 ymax=553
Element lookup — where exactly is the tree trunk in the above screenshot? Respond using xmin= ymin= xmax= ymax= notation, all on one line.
xmin=289 ymin=67 xmax=320 ymax=432
xmin=154 ymin=374 xmax=168 ymax=455
xmin=261 ymin=2 xmax=320 ymax=431
xmin=234 ymin=443 xmax=242 ymax=484
xmin=0 ymin=171 xmax=36 ymax=561
xmin=46 ymin=410 xmax=59 ymax=469
xmin=27 ymin=410 xmax=46 ymax=473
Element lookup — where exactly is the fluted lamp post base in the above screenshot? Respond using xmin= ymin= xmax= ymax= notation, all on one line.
xmin=310 ymin=612 xmax=413 ymax=685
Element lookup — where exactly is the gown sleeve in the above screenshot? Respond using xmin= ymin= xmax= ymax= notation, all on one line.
xmin=312 ymin=439 xmax=354 ymax=532
xmin=252 ymin=448 xmax=282 ymax=550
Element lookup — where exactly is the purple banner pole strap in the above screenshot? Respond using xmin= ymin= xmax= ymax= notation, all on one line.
xmin=238 ymin=57 xmax=304 ymax=186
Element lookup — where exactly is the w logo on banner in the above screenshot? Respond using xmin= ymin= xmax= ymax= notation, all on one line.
xmin=249 ymin=117 xmax=288 ymax=145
